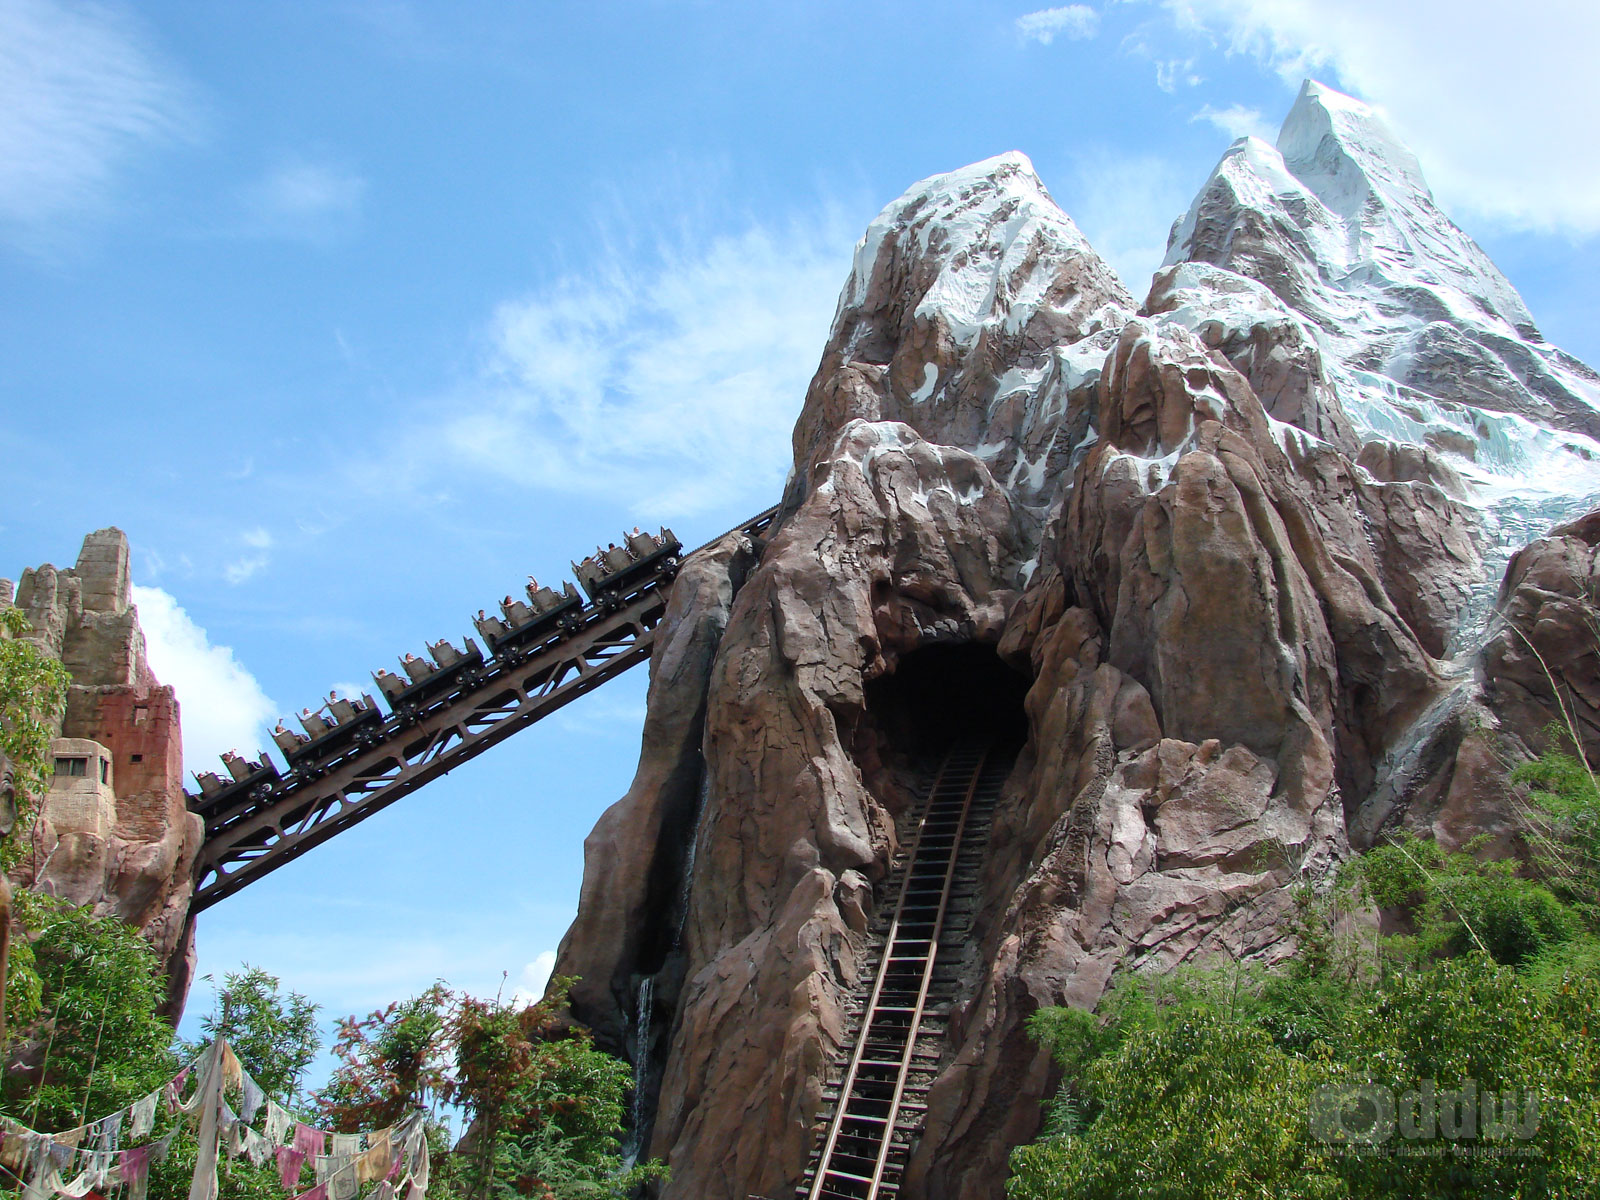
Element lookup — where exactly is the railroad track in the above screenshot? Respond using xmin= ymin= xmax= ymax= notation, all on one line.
xmin=797 ymin=743 xmax=1008 ymax=1200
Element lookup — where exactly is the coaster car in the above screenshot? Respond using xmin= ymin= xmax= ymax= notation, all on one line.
xmin=281 ymin=692 xmax=384 ymax=768
xmin=188 ymin=750 xmax=280 ymax=825
xmin=475 ymin=580 xmax=583 ymax=656
xmin=572 ymin=528 xmax=680 ymax=605
xmin=373 ymin=638 xmax=484 ymax=712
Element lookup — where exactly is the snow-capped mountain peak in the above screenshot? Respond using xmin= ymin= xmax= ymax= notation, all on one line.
xmin=1161 ymin=79 xmax=1600 ymax=586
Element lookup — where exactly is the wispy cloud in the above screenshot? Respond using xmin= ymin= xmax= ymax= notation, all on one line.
xmin=0 ymin=0 xmax=194 ymax=249
xmin=239 ymin=158 xmax=366 ymax=241
xmin=1016 ymin=5 xmax=1100 ymax=44
xmin=222 ymin=527 xmax=273 ymax=584
xmin=364 ymin=205 xmax=856 ymax=519
xmin=1153 ymin=56 xmax=1202 ymax=91
xmin=1191 ymin=102 xmax=1271 ymax=141
xmin=131 ymin=584 xmax=277 ymax=775
xmin=1155 ymin=0 xmax=1600 ymax=234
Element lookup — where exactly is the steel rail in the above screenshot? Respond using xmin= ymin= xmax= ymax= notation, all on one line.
xmin=803 ymin=744 xmax=989 ymax=1200
xmin=803 ymin=753 xmax=958 ymax=1198
xmin=189 ymin=505 xmax=780 ymax=911
xmin=867 ymin=748 xmax=984 ymax=1197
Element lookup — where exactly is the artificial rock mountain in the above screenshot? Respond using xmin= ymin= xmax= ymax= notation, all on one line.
xmin=1 ymin=531 xmax=199 ymax=1017
xmin=554 ymin=81 xmax=1600 ymax=1199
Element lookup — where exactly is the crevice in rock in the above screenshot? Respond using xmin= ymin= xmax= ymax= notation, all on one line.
xmin=621 ymin=760 xmax=707 ymax=1169
xmin=612 ymin=532 xmax=769 ymax=1172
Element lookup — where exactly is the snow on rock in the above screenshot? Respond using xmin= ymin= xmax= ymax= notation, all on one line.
xmin=789 ymin=151 xmax=1134 ymax=524
xmin=1162 ymin=78 xmax=1600 ymax=613
xmin=557 ymin=82 xmax=1600 ymax=1200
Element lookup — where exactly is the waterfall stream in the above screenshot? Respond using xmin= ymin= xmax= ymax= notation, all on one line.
xmin=619 ymin=764 xmax=711 ymax=1169
xmin=619 ymin=974 xmax=655 ymax=1169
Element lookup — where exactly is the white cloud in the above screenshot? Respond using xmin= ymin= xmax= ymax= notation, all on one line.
xmin=1060 ymin=150 xmax=1193 ymax=299
xmin=510 ymin=951 xmax=556 ymax=1005
xmin=1191 ymin=102 xmax=1270 ymax=140
xmin=1158 ymin=0 xmax=1600 ymax=233
xmin=373 ymin=208 xmax=855 ymax=518
xmin=1153 ymin=56 xmax=1202 ymax=91
xmin=0 ymin=0 xmax=192 ymax=245
xmin=240 ymin=159 xmax=365 ymax=240
xmin=131 ymin=584 xmax=277 ymax=776
xmin=222 ymin=556 xmax=266 ymax=584
xmin=222 ymin=527 xmax=273 ymax=584
xmin=1016 ymin=5 xmax=1100 ymax=44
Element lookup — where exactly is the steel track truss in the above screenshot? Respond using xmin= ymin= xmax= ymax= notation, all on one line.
xmin=191 ymin=507 xmax=778 ymax=911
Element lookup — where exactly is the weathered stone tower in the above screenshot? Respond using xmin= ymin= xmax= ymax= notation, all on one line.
xmin=3 ymin=529 xmax=199 ymax=1016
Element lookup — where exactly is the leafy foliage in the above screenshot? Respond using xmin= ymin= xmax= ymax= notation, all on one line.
xmin=314 ymin=983 xmax=452 ymax=1132
xmin=1010 ymin=796 xmax=1600 ymax=1200
xmin=0 ymin=609 xmax=71 ymax=864
xmin=446 ymin=981 xmax=663 ymax=1199
xmin=191 ymin=966 xmax=321 ymax=1105
xmin=1011 ymin=1013 xmax=1345 ymax=1200
xmin=315 ymin=978 xmax=665 ymax=1199
xmin=1349 ymin=833 xmax=1577 ymax=966
xmin=0 ymin=891 xmax=179 ymax=1132
xmin=1011 ymin=953 xmax=1600 ymax=1199
xmin=1515 ymin=742 xmax=1600 ymax=926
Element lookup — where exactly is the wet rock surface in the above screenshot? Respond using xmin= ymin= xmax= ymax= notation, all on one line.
xmin=1483 ymin=510 xmax=1600 ymax=762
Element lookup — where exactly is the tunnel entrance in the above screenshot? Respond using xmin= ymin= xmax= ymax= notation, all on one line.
xmin=804 ymin=641 xmax=1030 ymax=1196
xmin=863 ymin=641 xmax=1031 ymax=759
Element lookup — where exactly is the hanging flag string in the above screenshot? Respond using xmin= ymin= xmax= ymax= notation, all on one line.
xmin=0 ymin=1038 xmax=430 ymax=1200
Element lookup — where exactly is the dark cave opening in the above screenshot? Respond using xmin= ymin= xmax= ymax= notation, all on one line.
xmin=864 ymin=641 xmax=1032 ymax=759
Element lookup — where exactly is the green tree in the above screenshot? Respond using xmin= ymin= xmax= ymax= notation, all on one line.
xmin=0 ymin=607 xmax=71 ymax=857
xmin=0 ymin=609 xmax=70 ymax=1049
xmin=1009 ymin=1012 xmax=1346 ymax=1200
xmin=442 ymin=980 xmax=663 ymax=1200
xmin=1335 ymin=955 xmax=1600 ymax=1199
xmin=191 ymin=966 xmax=321 ymax=1105
xmin=315 ymin=980 xmax=665 ymax=1199
xmin=0 ymin=891 xmax=179 ymax=1133
xmin=1349 ymin=833 xmax=1579 ymax=967
xmin=314 ymin=983 xmax=452 ymax=1132
xmin=1009 ymin=953 xmax=1600 ymax=1199
xmin=1514 ymin=743 xmax=1600 ymax=926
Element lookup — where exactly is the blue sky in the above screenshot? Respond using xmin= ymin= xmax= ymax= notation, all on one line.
xmin=3 ymin=0 xmax=1598 ymax=1062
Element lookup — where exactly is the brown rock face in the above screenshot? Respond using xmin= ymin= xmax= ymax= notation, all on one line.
xmin=1483 ymin=511 xmax=1600 ymax=761
xmin=3 ymin=530 xmax=201 ymax=1016
xmin=550 ymin=148 xmax=1509 ymax=1200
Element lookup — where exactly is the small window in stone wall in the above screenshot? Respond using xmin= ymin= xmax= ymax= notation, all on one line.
xmin=54 ymin=757 xmax=87 ymax=777
xmin=100 ymin=758 xmax=109 ymax=784
xmin=130 ymin=753 xmax=143 ymax=764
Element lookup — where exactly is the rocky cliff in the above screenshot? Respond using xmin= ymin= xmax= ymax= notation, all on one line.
xmin=1 ymin=530 xmax=200 ymax=1017
xmin=558 ymin=81 xmax=1600 ymax=1199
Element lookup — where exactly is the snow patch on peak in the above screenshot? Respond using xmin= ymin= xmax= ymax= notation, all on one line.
xmin=832 ymin=149 xmax=1125 ymax=350
xmin=1162 ymin=77 xmax=1600 ymax=600
xmin=1278 ymin=79 xmax=1432 ymax=219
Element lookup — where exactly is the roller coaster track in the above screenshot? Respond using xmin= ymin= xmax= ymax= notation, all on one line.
xmin=797 ymin=743 xmax=1007 ymax=1200
xmin=188 ymin=506 xmax=780 ymax=912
